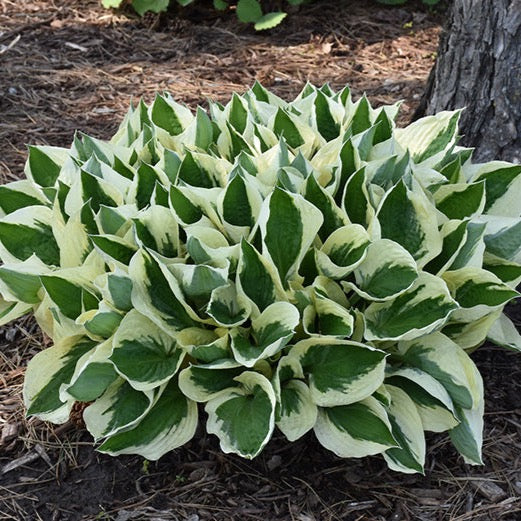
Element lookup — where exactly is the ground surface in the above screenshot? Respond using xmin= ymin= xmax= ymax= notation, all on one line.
xmin=0 ymin=1 xmax=520 ymax=520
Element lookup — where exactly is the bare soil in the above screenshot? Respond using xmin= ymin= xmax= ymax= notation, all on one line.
xmin=1 ymin=1 xmax=521 ymax=520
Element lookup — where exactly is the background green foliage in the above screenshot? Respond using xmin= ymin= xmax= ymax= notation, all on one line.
xmin=102 ymin=0 xmax=309 ymax=29
xmin=102 ymin=0 xmax=441 ymax=30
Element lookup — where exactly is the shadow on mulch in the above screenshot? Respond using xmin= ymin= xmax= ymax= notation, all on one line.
xmin=1 ymin=1 xmax=521 ymax=520
xmin=0 ymin=0 xmax=440 ymax=181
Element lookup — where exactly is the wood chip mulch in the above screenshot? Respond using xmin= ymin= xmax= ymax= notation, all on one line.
xmin=1 ymin=1 xmax=521 ymax=520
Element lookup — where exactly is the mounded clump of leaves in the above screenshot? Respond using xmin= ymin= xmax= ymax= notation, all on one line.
xmin=1 ymin=84 xmax=520 ymax=473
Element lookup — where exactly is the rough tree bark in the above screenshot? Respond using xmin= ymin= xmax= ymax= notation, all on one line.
xmin=416 ymin=0 xmax=521 ymax=163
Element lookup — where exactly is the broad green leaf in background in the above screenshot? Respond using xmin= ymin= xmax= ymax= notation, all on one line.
xmin=132 ymin=0 xmax=170 ymax=15
xmin=254 ymin=12 xmax=287 ymax=31
xmin=236 ymin=0 xmax=263 ymax=23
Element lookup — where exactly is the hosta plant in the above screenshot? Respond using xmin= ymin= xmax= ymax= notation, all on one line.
xmin=1 ymin=84 xmax=520 ymax=473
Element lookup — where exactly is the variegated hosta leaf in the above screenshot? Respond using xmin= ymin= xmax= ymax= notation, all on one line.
xmin=449 ymin=381 xmax=485 ymax=466
xmin=344 ymin=239 xmax=418 ymax=301
xmin=386 ymin=367 xmax=459 ymax=432
xmin=0 ymin=206 xmax=60 ymax=266
xmin=304 ymin=174 xmax=349 ymax=241
xmin=150 ymin=93 xmax=193 ymax=137
xmin=364 ymin=272 xmax=457 ymax=341
xmin=217 ymin=170 xmax=263 ymax=242
xmin=185 ymin=225 xmax=238 ymax=267
xmin=205 ymin=371 xmax=276 ymax=459
xmin=60 ymin=337 xmax=117 ymax=403
xmin=472 ymin=162 xmax=521 ymax=217
xmin=377 ymin=180 xmax=442 ymax=268
xmin=52 ymin=205 xmax=92 ymax=268
xmin=79 ymin=170 xmax=124 ymax=212
xmin=236 ymin=239 xmax=286 ymax=313
xmin=169 ymin=261 xmax=229 ymax=303
xmin=25 ymin=145 xmax=68 ymax=187
xmin=383 ymin=385 xmax=426 ymax=474
xmin=98 ymin=269 xmax=133 ymax=312
xmin=24 ymin=336 xmax=97 ymax=423
xmin=442 ymin=309 xmax=502 ymax=351
xmin=434 ymin=181 xmax=485 ymax=220
xmin=271 ymin=354 xmax=316 ymax=442
xmin=289 ymin=338 xmax=387 ymax=407
xmin=97 ymin=378 xmax=198 ymax=460
xmin=487 ymin=313 xmax=521 ymax=352
xmin=178 ymin=360 xmax=243 ymax=402
xmin=133 ymin=204 xmax=180 ymax=258
xmin=277 ymin=379 xmax=317 ymax=442
xmin=302 ymin=290 xmax=354 ymax=338
xmin=110 ymin=310 xmax=185 ymax=391
xmin=442 ymin=267 xmax=519 ymax=322
xmin=314 ymin=397 xmax=397 ymax=458
xmin=0 ymin=297 xmax=32 ymax=327
xmin=483 ymin=217 xmax=521 ymax=263
xmin=168 ymin=185 xmax=203 ymax=226
xmin=271 ymin=107 xmax=317 ymax=156
xmin=33 ymin=292 xmax=82 ymax=341
xmin=76 ymin=301 xmax=123 ymax=339
xmin=91 ymin=234 xmax=137 ymax=269
xmin=394 ymin=110 xmax=460 ymax=165
xmin=129 ymin=249 xmax=199 ymax=332
xmin=207 ymin=282 xmax=251 ymax=327
xmin=259 ymin=187 xmax=323 ymax=285
xmin=96 ymin=204 xmax=134 ymax=237
xmin=341 ymin=167 xmax=375 ymax=229
xmin=424 ymin=220 xmax=468 ymax=276
xmin=398 ymin=332 xmax=482 ymax=410
xmin=40 ymin=273 xmax=99 ymax=321
xmin=315 ymin=224 xmax=370 ymax=279
xmin=83 ymin=379 xmax=158 ymax=439
xmin=181 ymin=329 xmax=231 ymax=363
xmin=0 ymin=258 xmax=49 ymax=304
xmin=230 ymin=301 xmax=300 ymax=367
xmin=484 ymin=255 xmax=521 ymax=289
xmin=449 ymin=221 xmax=487 ymax=270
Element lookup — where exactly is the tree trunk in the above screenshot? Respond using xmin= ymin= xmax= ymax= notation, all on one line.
xmin=416 ymin=0 xmax=521 ymax=163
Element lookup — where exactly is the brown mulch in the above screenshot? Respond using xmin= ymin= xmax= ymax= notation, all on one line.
xmin=1 ymin=1 xmax=521 ymax=520
xmin=0 ymin=0 xmax=439 ymax=181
